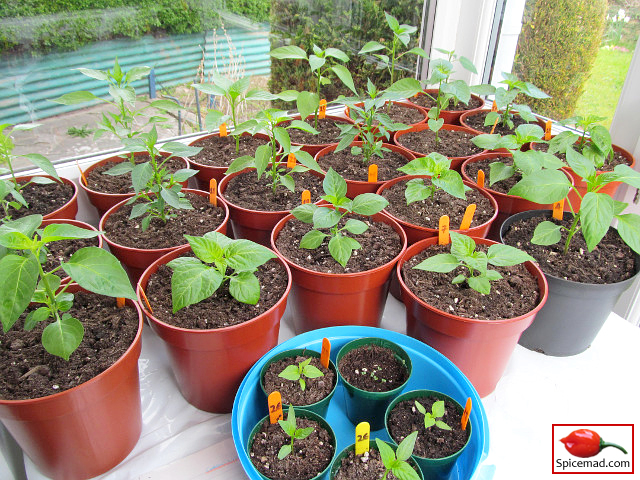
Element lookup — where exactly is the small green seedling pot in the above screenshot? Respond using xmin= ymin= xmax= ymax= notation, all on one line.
xmin=247 ymin=408 xmax=337 ymax=480
xmin=385 ymin=390 xmax=472 ymax=480
xmin=336 ymin=337 xmax=412 ymax=430
xmin=329 ymin=441 xmax=424 ymax=479
xmin=260 ymin=348 xmax=338 ymax=417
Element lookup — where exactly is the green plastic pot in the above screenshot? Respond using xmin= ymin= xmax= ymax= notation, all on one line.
xmin=330 ymin=441 xmax=424 ymax=479
xmin=259 ymin=348 xmax=338 ymax=417
xmin=336 ymin=337 xmax=412 ymax=430
xmin=385 ymin=390 xmax=472 ymax=480
xmin=247 ymin=408 xmax=337 ymax=480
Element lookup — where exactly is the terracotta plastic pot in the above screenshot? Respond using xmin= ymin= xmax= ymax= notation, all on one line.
xmin=99 ymin=189 xmax=229 ymax=282
xmin=408 ymin=89 xmax=485 ymax=125
xmin=500 ymin=209 xmax=640 ymax=356
xmin=330 ymin=440 xmax=424 ymax=480
xmin=397 ymin=236 xmax=548 ymax=397
xmin=287 ymin=114 xmax=355 ymax=156
xmin=393 ymin=124 xmax=484 ymax=172
xmin=461 ymin=152 xmax=574 ymax=240
xmin=138 ymin=244 xmax=292 ymax=413
xmin=219 ymin=167 xmax=323 ymax=247
xmin=78 ymin=152 xmax=190 ymax=216
xmin=271 ymin=211 xmax=408 ymax=333
xmin=314 ymin=141 xmax=415 ymax=198
xmin=0 ymin=285 xmax=144 ymax=480
xmin=343 ymin=100 xmax=428 ymax=131
xmin=188 ymin=132 xmax=272 ymax=191
xmin=15 ymin=175 xmax=78 ymax=220
xmin=459 ymin=109 xmax=547 ymax=136
xmin=385 ymin=389 xmax=472 ymax=479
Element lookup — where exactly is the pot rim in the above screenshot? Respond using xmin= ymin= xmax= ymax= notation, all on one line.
xmin=284 ymin=113 xmax=354 ymax=148
xmin=410 ymin=89 xmax=485 ymax=114
xmin=529 ymin=139 xmax=636 ymax=174
xmin=392 ymin=124 xmax=487 ymax=160
xmin=187 ymin=132 xmax=275 ymax=169
xmin=343 ymin=99 xmax=429 ymax=125
xmin=14 ymin=174 xmax=79 ymax=219
xmin=330 ymin=440 xmax=424 ymax=479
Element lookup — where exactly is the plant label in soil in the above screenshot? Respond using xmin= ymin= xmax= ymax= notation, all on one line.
xmin=268 ymin=391 xmax=284 ymax=424
xmin=219 ymin=123 xmax=227 ymax=137
xmin=301 ymin=190 xmax=311 ymax=204
xmin=321 ymin=337 xmax=331 ymax=368
xmin=76 ymin=160 xmax=87 ymax=186
xmin=491 ymin=101 xmax=498 ymax=112
xmin=460 ymin=204 xmax=476 ymax=230
xmin=209 ymin=179 xmax=217 ymax=206
xmin=117 ymin=297 xmax=125 ymax=308
xmin=287 ymin=153 xmax=296 ymax=168
xmin=140 ymin=288 xmax=154 ymax=314
xmin=355 ymin=422 xmax=370 ymax=455
xmin=439 ymin=215 xmax=450 ymax=245
xmin=319 ymin=99 xmax=327 ymax=119
xmin=368 ymin=164 xmax=378 ymax=183
xmin=477 ymin=169 xmax=485 ymax=189
xmin=553 ymin=200 xmax=564 ymax=220
xmin=462 ymin=398 xmax=472 ymax=430
xmin=545 ymin=120 xmax=552 ymax=140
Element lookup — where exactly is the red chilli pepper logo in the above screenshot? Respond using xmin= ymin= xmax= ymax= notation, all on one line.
xmin=560 ymin=429 xmax=628 ymax=458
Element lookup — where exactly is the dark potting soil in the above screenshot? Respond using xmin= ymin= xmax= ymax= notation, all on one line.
xmin=284 ymin=118 xmax=348 ymax=145
xmin=411 ymin=92 xmax=483 ymax=112
xmin=250 ymin=416 xmax=334 ymax=480
xmin=222 ymin=170 xmax=324 ymax=212
xmin=333 ymin=448 xmax=421 ymax=480
xmin=463 ymin=156 xmax=520 ymax=195
xmin=532 ymin=142 xmax=629 ymax=172
xmin=263 ymin=354 xmax=336 ymax=406
xmin=144 ymin=258 xmax=288 ymax=329
xmin=3 ymin=180 xmax=74 ymax=221
xmin=380 ymin=102 xmax=426 ymax=126
xmin=381 ymin=179 xmax=495 ymax=229
xmin=0 ymin=292 xmax=139 ymax=400
xmin=317 ymin=148 xmax=409 ymax=182
xmin=338 ymin=344 xmax=408 ymax=393
xmin=397 ymin=128 xmax=483 ymax=158
xmin=103 ymin=192 xmax=226 ymax=249
xmin=43 ymin=236 xmax=100 ymax=281
xmin=85 ymin=155 xmax=186 ymax=194
xmin=189 ymin=134 xmax=269 ymax=167
xmin=502 ymin=214 xmax=637 ymax=284
xmin=401 ymin=244 xmax=540 ymax=320
xmin=387 ymin=396 xmax=469 ymax=459
xmin=462 ymin=110 xmax=537 ymax=136
xmin=275 ymin=216 xmax=403 ymax=273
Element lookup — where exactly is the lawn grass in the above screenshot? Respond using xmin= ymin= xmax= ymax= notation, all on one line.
xmin=573 ymin=47 xmax=633 ymax=128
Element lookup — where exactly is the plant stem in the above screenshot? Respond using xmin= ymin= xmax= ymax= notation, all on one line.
xmin=563 ymin=213 xmax=581 ymax=254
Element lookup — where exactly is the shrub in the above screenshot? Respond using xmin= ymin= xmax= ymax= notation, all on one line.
xmin=512 ymin=0 xmax=607 ymax=119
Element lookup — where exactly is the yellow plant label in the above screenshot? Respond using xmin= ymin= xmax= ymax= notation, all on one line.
xmin=477 ymin=169 xmax=485 ymax=189
xmin=460 ymin=204 xmax=477 ymax=231
xmin=368 ymin=164 xmax=378 ymax=183
xmin=462 ymin=398 xmax=472 ymax=431
xmin=219 ymin=123 xmax=228 ymax=137
xmin=209 ymin=178 xmax=217 ymax=206
xmin=320 ymin=338 xmax=331 ymax=369
xmin=553 ymin=199 xmax=564 ymax=220
xmin=301 ymin=190 xmax=311 ymax=204
xmin=545 ymin=120 xmax=552 ymax=140
xmin=287 ymin=152 xmax=296 ymax=168
xmin=268 ymin=391 xmax=283 ymax=424
xmin=355 ymin=422 xmax=370 ymax=455
xmin=439 ymin=215 xmax=450 ymax=245
xmin=319 ymin=99 xmax=327 ymax=119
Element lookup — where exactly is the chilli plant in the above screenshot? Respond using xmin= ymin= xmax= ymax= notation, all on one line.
xmin=547 ymin=115 xmax=615 ymax=169
xmin=166 ymin=232 xmax=276 ymax=312
xmin=278 ymin=357 xmax=325 ymax=391
xmin=414 ymin=400 xmax=451 ymax=430
xmin=397 ymin=152 xmax=468 ymax=204
xmin=290 ymin=168 xmax=389 ymax=268
xmin=375 ymin=431 xmax=420 ymax=480
xmin=277 ymin=405 xmax=315 ymax=460
xmin=0 ymin=215 xmax=136 ymax=360
xmin=413 ymin=231 xmax=535 ymax=295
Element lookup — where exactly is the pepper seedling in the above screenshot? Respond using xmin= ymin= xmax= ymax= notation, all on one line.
xmin=278 ymin=357 xmax=324 ymax=391
xmin=0 ymin=215 xmax=137 ymax=360
xmin=277 ymin=405 xmax=315 ymax=459
xmin=413 ymin=231 xmax=535 ymax=294
xmin=290 ymin=168 xmax=389 ymax=268
xmin=397 ymin=152 xmax=468 ymax=204
xmin=560 ymin=429 xmax=627 ymax=458
xmin=548 ymin=115 xmax=614 ymax=169
xmin=414 ymin=400 xmax=451 ymax=431
xmin=167 ymin=231 xmax=276 ymax=312
xmin=375 ymin=431 xmax=421 ymax=480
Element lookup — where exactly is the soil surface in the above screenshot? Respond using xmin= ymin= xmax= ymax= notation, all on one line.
xmin=387 ymin=396 xmax=470 ymax=459
xmin=222 ymin=170 xmax=324 ymax=212
xmin=85 ymin=155 xmax=186 ymax=194
xmin=532 ymin=141 xmax=630 ymax=173
xmin=43 ymin=236 xmax=100 ymax=281
xmin=189 ymin=134 xmax=269 ymax=167
xmin=317 ymin=148 xmax=410 ymax=182
xmin=0 ymin=292 xmax=139 ymax=400
xmin=3 ymin=180 xmax=74 ymax=221
xmin=333 ymin=448 xmax=421 ymax=480
xmin=462 ymin=110 xmax=538 ymax=136
xmin=338 ymin=344 xmax=408 ymax=392
xmin=396 ymin=128 xmax=483 ymax=158
xmin=502 ymin=214 xmax=637 ymax=284
xmin=381 ymin=179 xmax=495 ymax=229
xmin=378 ymin=102 xmax=426 ymax=126
xmin=250 ymin=416 xmax=334 ymax=480
xmin=263 ymin=354 xmax=336 ymax=406
xmin=144 ymin=257 xmax=288 ymax=329
xmin=463 ymin=156 xmax=521 ymax=195
xmin=103 ymin=192 xmax=226 ymax=249
xmin=275 ymin=215 xmax=403 ymax=273
xmin=411 ymin=92 xmax=483 ymax=112
xmin=285 ymin=118 xmax=349 ymax=145
xmin=401 ymin=243 xmax=540 ymax=320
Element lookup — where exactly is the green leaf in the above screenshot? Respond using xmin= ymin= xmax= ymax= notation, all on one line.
xmin=359 ymin=41 xmax=385 ymax=54
xmin=149 ymin=99 xmax=182 ymax=112
xmin=328 ymin=234 xmax=360 ymax=267
xmin=170 ymin=261 xmax=223 ymax=312
xmin=162 ymin=142 xmax=202 ymax=158
xmin=313 ymin=207 xmax=342 ymax=229
xmin=471 ymin=134 xmax=501 ymax=150
xmin=21 ymin=153 xmax=60 ymax=180
xmin=531 ymin=221 xmax=562 ymax=246
xmin=296 ymin=426 xmax=314 ymax=440
xmin=40 ymin=223 xmax=99 ymax=243
xmin=302 ymin=363 xmax=325 ymax=378
xmin=331 ymin=65 xmax=357 ymax=94
xmin=590 ymin=125 xmax=612 ymax=155
xmin=393 ymin=461 xmax=421 ymax=480
xmin=229 ymin=271 xmax=260 ymax=304
xmin=581 ymin=192 xmax=614 ymax=251
xmin=291 ymin=204 xmax=317 ymax=223
xmin=323 ymin=168 xmax=348 ymax=199
xmin=62 ymin=247 xmax=136 ymax=299
xmin=566 ymin=148 xmax=595 ymax=181
xmin=404 ymin=179 xmax=432 ymax=204
xmin=172 ymin=168 xmax=198 ymax=183
xmin=0 ymin=231 xmax=34 ymax=250
xmin=431 ymin=400 xmax=445 ymax=417
xmin=452 ymin=274 xmax=466 ymax=284
xmin=423 ymin=416 xmax=436 ymax=428
xmin=384 ymin=78 xmax=423 ymax=100
xmin=103 ymin=162 xmax=133 ymax=176
xmin=343 ymin=219 xmax=368 ymax=234
xmin=277 ymin=444 xmax=292 ymax=460
xmin=294 ymin=150 xmax=323 ymax=174
xmin=615 ymin=214 xmax=640 ymax=254
xmin=450 ymin=231 xmax=476 ymax=258
xmin=427 ymin=118 xmax=444 ymax=133
xmin=489 ymin=161 xmax=516 ymax=186
xmin=351 ymin=193 xmax=388 ymax=215
xmin=485 ymin=269 xmax=503 ymax=281
xmin=300 ymin=230 xmax=328 ymax=249
xmin=279 ymin=364 xmax=301 ymax=381
xmin=184 ymin=235 xmax=222 ymax=263
xmin=468 ymin=275 xmax=491 ymax=294
xmin=435 ymin=420 xmax=452 ymax=431
xmin=433 ymin=170 xmax=466 ymax=200
xmin=0 ymin=215 xmax=42 ymax=240
xmin=287 ymin=120 xmax=319 ymax=134
xmin=296 ymin=92 xmax=320 ymax=123
xmin=308 ymin=54 xmax=326 ymax=72
xmin=225 ymin=239 xmax=276 ymax=271
xmin=125 ymin=66 xmax=152 ymax=83
xmin=375 ymin=438 xmax=396 ymax=468
xmin=396 ymin=431 xmax=418 ymax=462
xmin=414 ymin=400 xmax=427 ymax=414
xmin=508 ymin=169 xmax=571 ymax=204
xmin=24 ymin=307 xmax=50 ymax=331
xmin=325 ymin=47 xmax=349 ymax=62
xmin=76 ymin=67 xmax=108 ymax=81
xmin=270 ymin=45 xmax=308 ymax=60
xmin=459 ymin=55 xmax=478 ymax=74
xmin=487 ymin=244 xmax=535 ymax=266
xmin=0 ymin=253 xmax=39 ymax=332
xmin=131 ymin=161 xmax=153 ymax=193
xmin=51 ymin=91 xmax=99 ymax=105
xmin=413 ymin=253 xmax=459 ymax=273
xmin=42 ymin=314 xmax=84 ymax=360
xmin=612 ymin=164 xmax=640 ymax=189
xmin=161 ymin=187 xmax=190 ymax=210
xmin=225 ymin=155 xmax=255 ymax=175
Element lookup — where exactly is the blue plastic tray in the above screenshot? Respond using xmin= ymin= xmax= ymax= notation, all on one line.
xmin=232 ymin=326 xmax=490 ymax=479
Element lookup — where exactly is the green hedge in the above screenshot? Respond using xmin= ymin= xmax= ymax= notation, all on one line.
xmin=269 ymin=0 xmax=422 ymax=101
xmin=512 ymin=0 xmax=607 ymax=119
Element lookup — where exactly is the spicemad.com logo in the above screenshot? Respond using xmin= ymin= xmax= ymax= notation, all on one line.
xmin=552 ymin=425 xmax=634 ymax=474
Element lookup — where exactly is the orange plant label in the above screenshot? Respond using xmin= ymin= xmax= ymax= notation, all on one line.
xmin=301 ymin=190 xmax=311 ymax=204
xmin=219 ymin=123 xmax=228 ymax=137
xmin=287 ymin=152 xmax=296 ymax=168
xmin=461 ymin=398 xmax=472 ymax=431
xmin=319 ymin=99 xmax=327 ymax=119
xmin=438 ymin=215 xmax=450 ymax=245
xmin=140 ymin=288 xmax=153 ymax=315
xmin=491 ymin=101 xmax=498 ymax=112
xmin=544 ymin=120 xmax=552 ymax=140
xmin=355 ymin=422 xmax=370 ymax=455
xmin=460 ymin=204 xmax=477 ymax=231
xmin=553 ymin=199 xmax=564 ymax=220
xmin=477 ymin=169 xmax=485 ymax=189
xmin=76 ymin=160 xmax=87 ymax=186
xmin=368 ymin=164 xmax=378 ymax=183
xmin=320 ymin=337 xmax=331 ymax=369
xmin=490 ymin=117 xmax=499 ymax=135
xmin=345 ymin=106 xmax=350 ymax=117
xmin=209 ymin=178 xmax=217 ymax=206
xmin=116 ymin=297 xmax=125 ymax=308
xmin=268 ymin=391 xmax=283 ymax=424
